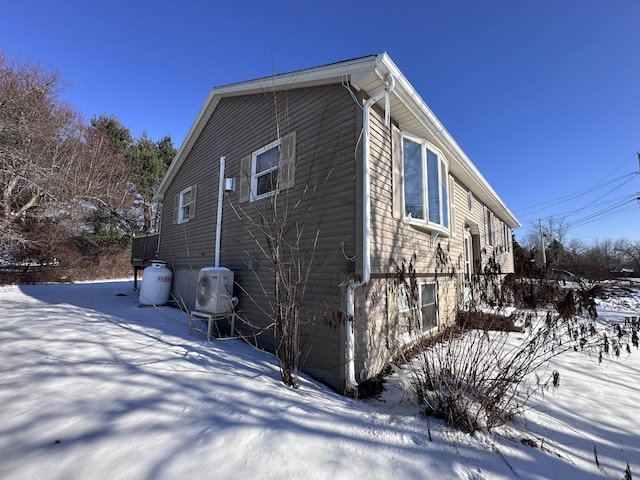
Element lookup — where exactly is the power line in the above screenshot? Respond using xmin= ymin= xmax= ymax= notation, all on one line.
xmin=518 ymin=192 xmax=639 ymax=238
xmin=514 ymin=171 xmax=636 ymax=217
xmin=600 ymin=152 xmax=638 ymax=183
xmin=559 ymin=176 xmax=637 ymax=218
xmin=513 ymin=151 xmax=638 ymax=219
xmin=526 ymin=186 xmax=638 ymax=224
xmin=566 ymin=195 xmax=639 ymax=230
xmin=514 ymin=152 xmax=640 ymax=241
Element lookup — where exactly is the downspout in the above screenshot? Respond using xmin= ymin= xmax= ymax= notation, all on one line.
xmin=215 ymin=156 xmax=225 ymax=268
xmin=346 ymin=74 xmax=395 ymax=392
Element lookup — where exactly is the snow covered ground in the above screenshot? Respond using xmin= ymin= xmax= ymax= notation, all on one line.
xmin=1 ymin=279 xmax=639 ymax=479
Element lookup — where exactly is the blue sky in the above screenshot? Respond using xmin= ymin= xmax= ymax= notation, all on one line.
xmin=2 ymin=0 xmax=639 ymax=243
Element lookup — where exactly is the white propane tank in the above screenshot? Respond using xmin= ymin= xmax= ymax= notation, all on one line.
xmin=139 ymin=261 xmax=173 ymax=306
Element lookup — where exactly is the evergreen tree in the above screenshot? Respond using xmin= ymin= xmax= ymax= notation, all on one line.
xmin=90 ymin=115 xmax=133 ymax=157
xmin=89 ymin=116 xmax=175 ymax=234
xmin=126 ymin=133 xmax=175 ymax=233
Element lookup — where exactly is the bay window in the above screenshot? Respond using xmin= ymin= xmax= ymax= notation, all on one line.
xmin=402 ymin=136 xmax=449 ymax=231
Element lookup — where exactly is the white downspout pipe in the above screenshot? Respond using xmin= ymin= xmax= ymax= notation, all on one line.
xmin=346 ymin=74 xmax=395 ymax=392
xmin=215 ymin=156 xmax=225 ymax=268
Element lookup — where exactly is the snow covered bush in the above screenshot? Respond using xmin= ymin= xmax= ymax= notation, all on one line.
xmin=394 ymin=246 xmax=613 ymax=433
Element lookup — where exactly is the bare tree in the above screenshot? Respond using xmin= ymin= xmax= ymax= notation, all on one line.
xmin=585 ymin=238 xmax=630 ymax=272
xmin=623 ymin=240 xmax=640 ymax=273
xmin=0 ymin=55 xmax=133 ymax=259
xmin=1 ymin=56 xmax=71 ymax=224
xmin=564 ymin=238 xmax=587 ymax=266
xmin=231 ymin=144 xmax=329 ymax=387
xmin=227 ymin=87 xmax=342 ymax=388
xmin=521 ymin=217 xmax=570 ymax=267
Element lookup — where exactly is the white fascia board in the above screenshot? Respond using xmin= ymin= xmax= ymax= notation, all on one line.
xmin=156 ymin=52 xmax=519 ymax=228
xmin=215 ymin=56 xmax=379 ymax=96
xmin=155 ymin=55 xmax=381 ymax=201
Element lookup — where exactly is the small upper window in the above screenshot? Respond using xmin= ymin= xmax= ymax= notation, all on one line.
xmin=239 ymin=132 xmax=296 ymax=204
xmin=252 ymin=140 xmax=280 ymax=200
xmin=486 ymin=209 xmax=494 ymax=246
xmin=176 ymin=185 xmax=196 ymax=224
xmin=467 ymin=191 xmax=474 ymax=212
xmin=402 ymin=136 xmax=449 ymax=232
xmin=503 ymin=223 xmax=511 ymax=252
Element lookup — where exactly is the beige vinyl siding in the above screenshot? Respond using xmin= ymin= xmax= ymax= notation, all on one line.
xmin=158 ymin=80 xmax=516 ymax=391
xmin=368 ymin=106 xmax=448 ymax=276
xmin=158 ymin=83 xmax=360 ymax=392
xmin=349 ymin=104 xmax=517 ymax=379
xmin=367 ymin=105 xmax=516 ymax=279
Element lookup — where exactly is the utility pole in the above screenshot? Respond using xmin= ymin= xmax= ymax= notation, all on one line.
xmin=539 ymin=219 xmax=547 ymax=268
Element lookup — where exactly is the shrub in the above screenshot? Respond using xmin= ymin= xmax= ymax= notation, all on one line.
xmin=394 ymin=247 xmax=605 ymax=433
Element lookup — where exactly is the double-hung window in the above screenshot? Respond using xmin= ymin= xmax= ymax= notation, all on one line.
xmin=486 ymin=209 xmax=494 ymax=246
xmin=503 ymin=223 xmax=511 ymax=252
xmin=239 ymin=131 xmax=296 ymax=204
xmin=252 ymin=140 xmax=280 ymax=200
xmin=397 ymin=282 xmax=439 ymax=343
xmin=175 ymin=185 xmax=196 ymax=224
xmin=419 ymin=283 xmax=438 ymax=331
xmin=402 ymin=136 xmax=449 ymax=232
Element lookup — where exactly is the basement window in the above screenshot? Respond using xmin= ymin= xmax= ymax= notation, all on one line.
xmin=397 ymin=282 xmax=438 ymax=344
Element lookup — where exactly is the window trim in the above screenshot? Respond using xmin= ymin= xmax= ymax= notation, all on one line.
xmin=397 ymin=281 xmax=439 ymax=345
xmin=402 ymin=134 xmax=451 ymax=235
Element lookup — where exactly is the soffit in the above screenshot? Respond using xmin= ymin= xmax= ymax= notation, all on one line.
xmin=155 ymin=53 xmax=520 ymax=228
xmin=353 ymin=54 xmax=520 ymax=228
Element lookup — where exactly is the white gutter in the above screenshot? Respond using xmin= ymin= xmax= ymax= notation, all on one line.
xmin=346 ymin=74 xmax=395 ymax=392
xmin=215 ymin=156 xmax=225 ymax=268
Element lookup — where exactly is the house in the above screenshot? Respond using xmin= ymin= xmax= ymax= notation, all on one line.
xmin=153 ymin=53 xmax=520 ymax=394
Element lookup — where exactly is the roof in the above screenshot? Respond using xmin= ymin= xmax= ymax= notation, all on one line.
xmin=155 ymin=53 xmax=520 ymax=228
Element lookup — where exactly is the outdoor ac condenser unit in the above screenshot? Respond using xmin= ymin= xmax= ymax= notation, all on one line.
xmin=195 ymin=267 xmax=234 ymax=314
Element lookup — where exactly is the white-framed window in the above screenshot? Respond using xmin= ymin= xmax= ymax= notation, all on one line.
xmin=503 ymin=223 xmax=511 ymax=252
xmin=467 ymin=190 xmax=474 ymax=212
xmin=486 ymin=209 xmax=494 ymax=246
xmin=251 ymin=139 xmax=280 ymax=200
xmin=175 ymin=185 xmax=196 ymax=224
xmin=397 ymin=281 xmax=438 ymax=343
xmin=402 ymin=136 xmax=449 ymax=232
xmin=239 ymin=132 xmax=296 ymax=204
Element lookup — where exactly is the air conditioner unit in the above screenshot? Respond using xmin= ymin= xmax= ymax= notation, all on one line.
xmin=195 ymin=267 xmax=234 ymax=314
